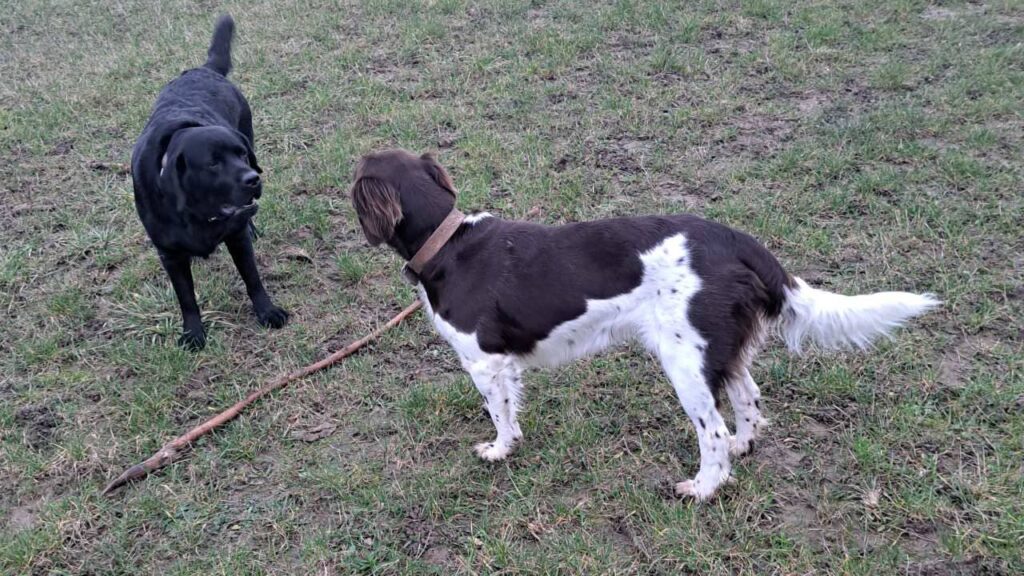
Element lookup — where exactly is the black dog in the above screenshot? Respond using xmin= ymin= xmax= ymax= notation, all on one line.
xmin=131 ymin=15 xmax=288 ymax=350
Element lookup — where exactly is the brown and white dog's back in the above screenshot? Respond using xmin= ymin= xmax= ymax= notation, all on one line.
xmin=350 ymin=149 xmax=938 ymax=500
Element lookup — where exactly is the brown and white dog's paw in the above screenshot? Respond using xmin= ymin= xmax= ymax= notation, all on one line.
xmin=675 ymin=472 xmax=734 ymax=501
xmin=474 ymin=441 xmax=512 ymax=461
xmin=752 ymin=415 xmax=769 ymax=435
xmin=674 ymin=479 xmax=703 ymax=500
xmin=730 ymin=417 xmax=768 ymax=457
xmin=728 ymin=435 xmax=755 ymax=457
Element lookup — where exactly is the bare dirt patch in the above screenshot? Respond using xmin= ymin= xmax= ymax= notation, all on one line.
xmin=802 ymin=416 xmax=833 ymax=441
xmin=288 ymin=420 xmax=338 ymax=443
xmin=777 ymin=498 xmax=823 ymax=547
xmin=6 ymin=504 xmax=37 ymax=532
xmin=637 ymin=462 xmax=681 ymax=497
xmin=920 ymin=6 xmax=987 ymax=22
xmin=422 ymin=545 xmax=458 ymax=570
xmin=400 ymin=509 xmax=460 ymax=568
xmin=937 ymin=349 xmax=966 ymax=389
xmin=728 ymin=112 xmax=795 ymax=156
xmin=758 ymin=438 xmax=806 ymax=475
xmin=14 ymin=404 xmax=60 ymax=449
xmin=795 ymin=90 xmax=830 ymax=116
xmin=690 ymin=109 xmax=796 ymax=183
xmin=175 ymin=365 xmax=220 ymax=402
xmin=932 ymin=334 xmax=1002 ymax=392
xmin=602 ymin=515 xmax=652 ymax=560
xmin=594 ymin=137 xmax=653 ymax=176
xmin=654 ymin=179 xmax=716 ymax=210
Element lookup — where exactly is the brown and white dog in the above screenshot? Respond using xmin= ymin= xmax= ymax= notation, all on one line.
xmin=350 ymin=149 xmax=939 ymax=500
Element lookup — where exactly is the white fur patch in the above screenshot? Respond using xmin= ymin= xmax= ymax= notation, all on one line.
xmin=463 ymin=212 xmax=493 ymax=225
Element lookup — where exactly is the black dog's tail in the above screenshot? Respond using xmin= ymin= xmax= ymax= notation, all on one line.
xmin=204 ymin=15 xmax=234 ymax=76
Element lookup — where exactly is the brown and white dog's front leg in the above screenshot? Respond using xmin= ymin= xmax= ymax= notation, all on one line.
xmin=466 ymin=355 xmax=524 ymax=461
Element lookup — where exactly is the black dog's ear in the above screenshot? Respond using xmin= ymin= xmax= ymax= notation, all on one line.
xmin=152 ymin=122 xmax=199 ymax=213
xmin=350 ymin=176 xmax=402 ymax=246
xmin=420 ymin=152 xmax=457 ymax=197
xmin=234 ymin=130 xmax=262 ymax=174
xmin=159 ymin=150 xmax=189 ymax=212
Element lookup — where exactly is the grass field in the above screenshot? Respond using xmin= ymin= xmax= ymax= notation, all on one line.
xmin=2 ymin=0 xmax=1022 ymax=573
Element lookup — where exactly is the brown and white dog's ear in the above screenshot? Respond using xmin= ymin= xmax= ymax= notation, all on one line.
xmin=421 ymin=153 xmax=457 ymax=197
xmin=350 ymin=177 xmax=403 ymax=246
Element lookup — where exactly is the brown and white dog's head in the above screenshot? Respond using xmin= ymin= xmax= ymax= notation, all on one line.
xmin=349 ymin=150 xmax=458 ymax=259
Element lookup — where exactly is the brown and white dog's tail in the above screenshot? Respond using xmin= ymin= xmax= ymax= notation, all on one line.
xmin=736 ymin=235 xmax=938 ymax=353
xmin=778 ymin=277 xmax=940 ymax=353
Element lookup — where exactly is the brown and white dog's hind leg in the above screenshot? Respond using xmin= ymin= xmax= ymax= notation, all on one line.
xmin=656 ymin=340 xmax=733 ymax=500
xmin=725 ymin=368 xmax=768 ymax=457
xmin=466 ymin=355 xmax=523 ymax=461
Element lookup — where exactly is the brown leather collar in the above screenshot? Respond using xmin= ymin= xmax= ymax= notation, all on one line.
xmin=402 ymin=209 xmax=465 ymax=282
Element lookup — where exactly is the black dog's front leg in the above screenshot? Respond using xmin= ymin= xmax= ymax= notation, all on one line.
xmin=225 ymin=228 xmax=289 ymax=329
xmin=159 ymin=251 xmax=206 ymax=350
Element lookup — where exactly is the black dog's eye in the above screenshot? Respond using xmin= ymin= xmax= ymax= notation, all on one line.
xmin=209 ymin=161 xmax=220 ymax=169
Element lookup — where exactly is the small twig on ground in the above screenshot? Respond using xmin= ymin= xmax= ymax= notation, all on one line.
xmin=10 ymin=202 xmax=56 ymax=216
xmin=101 ymin=299 xmax=423 ymax=496
xmin=87 ymin=160 xmax=132 ymax=174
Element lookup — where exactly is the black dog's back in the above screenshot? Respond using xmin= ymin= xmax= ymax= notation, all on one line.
xmin=204 ymin=15 xmax=234 ymax=76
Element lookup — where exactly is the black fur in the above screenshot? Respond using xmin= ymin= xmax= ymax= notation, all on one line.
xmin=131 ymin=15 xmax=287 ymax=350
xmin=204 ymin=15 xmax=234 ymax=76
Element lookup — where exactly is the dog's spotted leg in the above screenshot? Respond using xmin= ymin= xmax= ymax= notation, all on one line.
xmin=503 ymin=362 xmax=524 ymax=444
xmin=657 ymin=341 xmax=732 ymax=501
xmin=467 ymin=356 xmax=521 ymax=461
xmin=726 ymin=369 xmax=768 ymax=457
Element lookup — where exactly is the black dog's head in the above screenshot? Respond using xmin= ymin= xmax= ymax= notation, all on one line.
xmin=159 ymin=126 xmax=263 ymax=223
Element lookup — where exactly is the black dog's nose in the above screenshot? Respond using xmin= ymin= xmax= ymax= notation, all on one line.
xmin=242 ymin=171 xmax=261 ymax=188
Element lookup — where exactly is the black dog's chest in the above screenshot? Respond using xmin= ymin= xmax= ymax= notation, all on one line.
xmin=139 ymin=206 xmax=250 ymax=257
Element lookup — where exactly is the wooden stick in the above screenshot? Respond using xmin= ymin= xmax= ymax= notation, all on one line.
xmin=102 ymin=299 xmax=423 ymax=496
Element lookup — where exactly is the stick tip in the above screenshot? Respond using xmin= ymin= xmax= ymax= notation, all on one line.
xmin=101 ymin=463 xmax=148 ymax=496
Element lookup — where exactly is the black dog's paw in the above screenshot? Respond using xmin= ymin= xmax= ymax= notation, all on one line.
xmin=256 ymin=304 xmax=289 ymax=329
xmin=178 ymin=328 xmax=207 ymax=351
